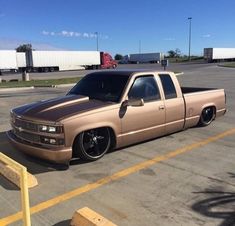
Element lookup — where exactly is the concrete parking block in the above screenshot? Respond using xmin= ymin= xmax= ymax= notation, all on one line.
xmin=0 ymin=160 xmax=38 ymax=188
xmin=71 ymin=207 xmax=117 ymax=226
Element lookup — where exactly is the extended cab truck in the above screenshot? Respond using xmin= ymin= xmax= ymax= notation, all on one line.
xmin=7 ymin=70 xmax=226 ymax=164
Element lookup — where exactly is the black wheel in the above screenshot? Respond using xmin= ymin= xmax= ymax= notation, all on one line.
xmin=73 ymin=128 xmax=111 ymax=161
xmin=44 ymin=67 xmax=49 ymax=73
xmin=198 ymin=107 xmax=215 ymax=126
xmin=49 ymin=67 xmax=55 ymax=72
xmin=112 ymin=64 xmax=117 ymax=69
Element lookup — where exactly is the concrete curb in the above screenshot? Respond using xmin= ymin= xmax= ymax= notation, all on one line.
xmin=55 ymin=83 xmax=76 ymax=88
xmin=0 ymin=83 xmax=76 ymax=92
xmin=34 ymin=85 xmax=57 ymax=88
xmin=0 ymin=86 xmax=34 ymax=92
xmin=175 ymin=72 xmax=184 ymax=76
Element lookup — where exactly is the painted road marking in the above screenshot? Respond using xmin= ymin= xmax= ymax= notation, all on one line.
xmin=1 ymin=128 xmax=235 ymax=225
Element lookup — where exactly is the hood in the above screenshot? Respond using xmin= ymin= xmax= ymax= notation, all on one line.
xmin=13 ymin=95 xmax=113 ymax=122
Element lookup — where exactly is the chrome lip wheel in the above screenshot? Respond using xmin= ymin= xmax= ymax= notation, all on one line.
xmin=202 ymin=108 xmax=213 ymax=124
xmin=199 ymin=107 xmax=215 ymax=126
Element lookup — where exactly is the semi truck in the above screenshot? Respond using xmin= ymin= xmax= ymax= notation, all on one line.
xmin=204 ymin=48 xmax=235 ymax=62
xmin=0 ymin=50 xmax=18 ymax=73
xmin=129 ymin=52 xmax=164 ymax=64
xmin=25 ymin=50 xmax=117 ymax=72
xmin=0 ymin=50 xmax=117 ymax=73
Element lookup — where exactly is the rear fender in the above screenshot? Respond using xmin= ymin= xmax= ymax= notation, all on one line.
xmin=200 ymin=103 xmax=216 ymax=116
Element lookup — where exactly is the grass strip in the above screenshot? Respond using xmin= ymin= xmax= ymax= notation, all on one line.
xmin=0 ymin=77 xmax=82 ymax=88
xmin=219 ymin=62 xmax=235 ymax=68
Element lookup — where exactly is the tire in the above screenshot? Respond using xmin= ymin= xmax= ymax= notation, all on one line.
xmin=44 ymin=67 xmax=49 ymax=73
xmin=112 ymin=64 xmax=117 ymax=69
xmin=49 ymin=67 xmax=55 ymax=72
xmin=73 ymin=128 xmax=111 ymax=161
xmin=198 ymin=107 xmax=215 ymax=127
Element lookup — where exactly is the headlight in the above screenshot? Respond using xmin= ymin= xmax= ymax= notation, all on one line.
xmin=38 ymin=125 xmax=63 ymax=133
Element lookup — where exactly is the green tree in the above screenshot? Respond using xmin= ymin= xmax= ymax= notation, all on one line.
xmin=114 ymin=54 xmax=123 ymax=60
xmin=167 ymin=50 xmax=176 ymax=58
xmin=175 ymin=48 xmax=181 ymax=58
xmin=167 ymin=49 xmax=181 ymax=58
xmin=16 ymin=44 xmax=32 ymax=52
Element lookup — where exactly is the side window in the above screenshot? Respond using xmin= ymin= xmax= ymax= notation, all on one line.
xmin=159 ymin=74 xmax=177 ymax=99
xmin=128 ymin=76 xmax=160 ymax=102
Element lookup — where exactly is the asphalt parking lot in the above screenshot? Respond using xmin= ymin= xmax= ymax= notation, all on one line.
xmin=0 ymin=63 xmax=235 ymax=226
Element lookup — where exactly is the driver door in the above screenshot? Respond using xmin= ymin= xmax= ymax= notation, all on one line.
xmin=120 ymin=75 xmax=166 ymax=146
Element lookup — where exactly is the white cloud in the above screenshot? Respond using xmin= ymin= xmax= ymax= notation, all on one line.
xmin=42 ymin=30 xmax=49 ymax=35
xmin=83 ymin=33 xmax=89 ymax=38
xmin=61 ymin=30 xmax=69 ymax=36
xmin=202 ymin=34 xmax=211 ymax=38
xmin=164 ymin=38 xmax=175 ymax=41
xmin=75 ymin=32 xmax=81 ymax=37
xmin=89 ymin=33 xmax=96 ymax=38
xmin=42 ymin=30 xmax=109 ymax=39
xmin=102 ymin=35 xmax=109 ymax=40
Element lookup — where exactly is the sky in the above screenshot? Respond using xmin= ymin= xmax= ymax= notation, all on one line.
xmin=0 ymin=0 xmax=235 ymax=56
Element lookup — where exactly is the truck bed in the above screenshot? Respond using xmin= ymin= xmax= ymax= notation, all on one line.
xmin=181 ymin=86 xmax=226 ymax=129
xmin=181 ymin=87 xmax=217 ymax=94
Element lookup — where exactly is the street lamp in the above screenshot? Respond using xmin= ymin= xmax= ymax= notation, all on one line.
xmin=95 ymin=32 xmax=99 ymax=51
xmin=139 ymin=40 xmax=141 ymax=53
xmin=188 ymin=17 xmax=192 ymax=61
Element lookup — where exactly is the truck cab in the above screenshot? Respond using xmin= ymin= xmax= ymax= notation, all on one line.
xmin=100 ymin=52 xmax=117 ymax=69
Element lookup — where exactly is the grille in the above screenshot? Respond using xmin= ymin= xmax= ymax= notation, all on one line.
xmin=14 ymin=118 xmax=38 ymax=132
xmin=11 ymin=114 xmax=64 ymax=146
xmin=14 ymin=129 xmax=41 ymax=143
xmin=11 ymin=115 xmax=40 ymax=143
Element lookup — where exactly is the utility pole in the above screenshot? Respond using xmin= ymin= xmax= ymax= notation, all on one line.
xmin=139 ymin=40 xmax=141 ymax=53
xmin=188 ymin=17 xmax=192 ymax=61
xmin=95 ymin=32 xmax=99 ymax=51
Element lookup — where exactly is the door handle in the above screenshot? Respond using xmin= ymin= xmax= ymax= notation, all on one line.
xmin=159 ymin=105 xmax=165 ymax=110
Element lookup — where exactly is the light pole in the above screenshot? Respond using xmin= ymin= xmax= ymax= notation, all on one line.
xmin=95 ymin=32 xmax=99 ymax=51
xmin=188 ymin=17 xmax=192 ymax=61
xmin=139 ymin=40 xmax=141 ymax=53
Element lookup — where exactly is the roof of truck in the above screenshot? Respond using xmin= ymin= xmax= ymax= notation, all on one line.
xmin=87 ymin=69 xmax=173 ymax=77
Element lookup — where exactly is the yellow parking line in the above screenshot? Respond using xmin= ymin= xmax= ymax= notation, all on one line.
xmin=1 ymin=128 xmax=235 ymax=225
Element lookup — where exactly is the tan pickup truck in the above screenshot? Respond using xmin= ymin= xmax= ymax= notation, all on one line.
xmin=7 ymin=70 xmax=226 ymax=164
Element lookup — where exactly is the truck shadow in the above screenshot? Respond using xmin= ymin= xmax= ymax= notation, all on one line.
xmin=0 ymin=131 xmax=69 ymax=175
xmin=52 ymin=219 xmax=71 ymax=226
xmin=192 ymin=174 xmax=235 ymax=226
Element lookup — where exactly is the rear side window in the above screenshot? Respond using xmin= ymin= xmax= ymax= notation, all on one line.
xmin=128 ymin=76 xmax=160 ymax=102
xmin=159 ymin=74 xmax=177 ymax=99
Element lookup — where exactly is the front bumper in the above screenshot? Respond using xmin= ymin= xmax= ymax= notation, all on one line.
xmin=7 ymin=130 xmax=72 ymax=164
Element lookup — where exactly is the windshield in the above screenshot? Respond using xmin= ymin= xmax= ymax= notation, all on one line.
xmin=68 ymin=73 xmax=129 ymax=102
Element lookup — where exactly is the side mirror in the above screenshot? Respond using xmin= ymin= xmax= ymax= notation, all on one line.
xmin=122 ymin=98 xmax=144 ymax=107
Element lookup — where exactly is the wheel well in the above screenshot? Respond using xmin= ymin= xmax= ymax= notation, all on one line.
xmin=107 ymin=127 xmax=116 ymax=149
xmin=72 ymin=126 xmax=116 ymax=158
xmin=202 ymin=105 xmax=216 ymax=117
